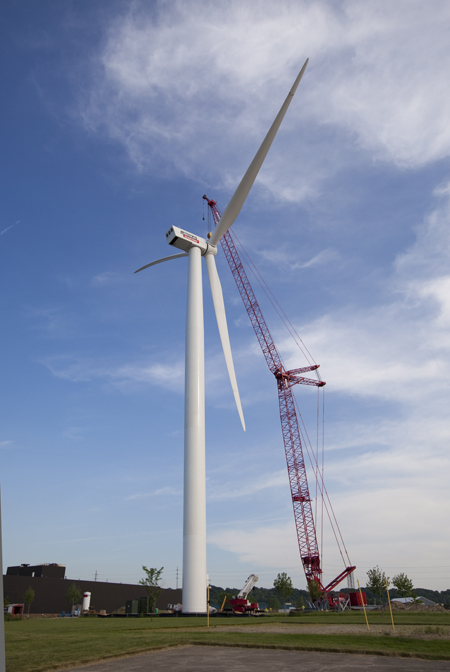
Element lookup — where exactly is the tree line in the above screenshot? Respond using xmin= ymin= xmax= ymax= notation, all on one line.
xmin=210 ymin=566 xmax=450 ymax=609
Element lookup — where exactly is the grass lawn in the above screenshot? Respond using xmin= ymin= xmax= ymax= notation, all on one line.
xmin=6 ymin=612 xmax=450 ymax=672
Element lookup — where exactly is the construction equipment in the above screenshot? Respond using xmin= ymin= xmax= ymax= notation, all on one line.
xmin=229 ymin=574 xmax=259 ymax=613
xmin=204 ymin=196 xmax=356 ymax=607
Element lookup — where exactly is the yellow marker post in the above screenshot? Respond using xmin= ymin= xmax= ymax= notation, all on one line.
xmin=386 ymin=577 xmax=395 ymax=631
xmin=357 ymin=579 xmax=370 ymax=631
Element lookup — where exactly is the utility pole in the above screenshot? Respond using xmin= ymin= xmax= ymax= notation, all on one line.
xmin=94 ymin=570 xmax=98 ymax=582
xmin=176 ymin=567 xmax=179 ymax=590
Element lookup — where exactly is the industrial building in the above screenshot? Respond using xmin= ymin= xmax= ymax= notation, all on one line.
xmin=4 ymin=563 xmax=181 ymax=614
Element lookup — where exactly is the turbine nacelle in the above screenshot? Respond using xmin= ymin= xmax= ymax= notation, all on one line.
xmin=166 ymin=226 xmax=216 ymax=256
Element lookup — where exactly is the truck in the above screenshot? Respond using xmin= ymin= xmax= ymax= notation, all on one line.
xmin=228 ymin=574 xmax=259 ymax=614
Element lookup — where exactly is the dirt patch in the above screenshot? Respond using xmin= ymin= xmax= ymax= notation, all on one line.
xmin=390 ymin=602 xmax=447 ymax=612
xmin=209 ymin=622 xmax=450 ymax=640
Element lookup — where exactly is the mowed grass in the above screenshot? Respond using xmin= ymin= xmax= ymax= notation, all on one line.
xmin=7 ymin=612 xmax=450 ymax=672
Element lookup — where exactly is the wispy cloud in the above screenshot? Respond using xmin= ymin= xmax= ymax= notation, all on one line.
xmin=208 ymin=405 xmax=450 ymax=586
xmin=61 ymin=427 xmax=88 ymax=441
xmin=209 ymin=521 xmax=299 ymax=569
xmin=0 ymin=220 xmax=20 ymax=236
xmin=258 ymin=247 xmax=338 ymax=270
xmin=208 ymin=470 xmax=450 ymax=588
xmin=76 ymin=1 xmax=450 ymax=201
xmin=25 ymin=306 xmax=75 ymax=339
xmin=127 ymin=486 xmax=182 ymax=500
xmin=289 ymin=189 xmax=450 ymax=406
xmin=41 ymin=354 xmax=185 ymax=392
xmin=91 ymin=271 xmax=117 ymax=286
xmin=208 ymin=470 xmax=287 ymax=501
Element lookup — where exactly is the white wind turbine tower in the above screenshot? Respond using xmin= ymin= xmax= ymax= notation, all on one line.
xmin=135 ymin=59 xmax=309 ymax=613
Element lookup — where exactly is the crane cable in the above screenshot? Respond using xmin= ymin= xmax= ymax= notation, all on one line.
xmin=293 ymin=390 xmax=353 ymax=568
xmin=229 ymin=225 xmax=353 ymax=570
xmin=207 ymin=199 xmax=353 ymax=573
xmin=230 ymin=229 xmax=317 ymax=368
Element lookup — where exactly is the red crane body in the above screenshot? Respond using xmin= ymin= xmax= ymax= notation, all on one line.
xmin=203 ymin=195 xmax=355 ymax=597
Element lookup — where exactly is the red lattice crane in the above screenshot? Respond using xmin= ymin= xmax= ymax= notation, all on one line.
xmin=203 ymin=195 xmax=355 ymax=600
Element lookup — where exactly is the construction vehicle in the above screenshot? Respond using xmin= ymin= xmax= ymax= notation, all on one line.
xmin=229 ymin=574 xmax=259 ymax=614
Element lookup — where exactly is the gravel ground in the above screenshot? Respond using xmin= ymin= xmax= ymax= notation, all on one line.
xmin=204 ymin=622 xmax=450 ymax=639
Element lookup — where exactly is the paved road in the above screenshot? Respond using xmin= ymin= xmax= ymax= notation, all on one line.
xmin=67 ymin=645 xmax=450 ymax=671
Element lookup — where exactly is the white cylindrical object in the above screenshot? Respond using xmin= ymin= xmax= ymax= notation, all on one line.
xmin=182 ymin=245 xmax=207 ymax=613
xmin=82 ymin=592 xmax=91 ymax=612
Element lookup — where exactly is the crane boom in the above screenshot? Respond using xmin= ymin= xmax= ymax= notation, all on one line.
xmin=203 ymin=195 xmax=355 ymax=596
xmin=238 ymin=574 xmax=259 ymax=598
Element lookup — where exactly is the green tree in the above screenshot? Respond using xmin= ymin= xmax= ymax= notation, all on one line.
xmin=139 ymin=566 xmax=164 ymax=615
xmin=66 ymin=583 xmax=82 ymax=611
xmin=24 ymin=587 xmax=35 ymax=616
xmin=273 ymin=572 xmax=293 ymax=611
xmin=366 ymin=565 xmax=390 ymax=605
xmin=392 ymin=572 xmax=416 ymax=599
xmin=307 ymin=579 xmax=322 ymax=604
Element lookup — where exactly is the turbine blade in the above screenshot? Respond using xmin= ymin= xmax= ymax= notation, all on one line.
xmin=134 ymin=252 xmax=188 ymax=273
xmin=210 ymin=58 xmax=309 ymax=247
xmin=205 ymin=253 xmax=246 ymax=431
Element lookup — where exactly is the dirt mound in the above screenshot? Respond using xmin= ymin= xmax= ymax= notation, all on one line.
xmin=390 ymin=601 xmax=446 ymax=612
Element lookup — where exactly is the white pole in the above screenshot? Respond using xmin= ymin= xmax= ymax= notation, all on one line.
xmin=182 ymin=246 xmax=207 ymax=613
xmin=0 ymin=489 xmax=6 ymax=672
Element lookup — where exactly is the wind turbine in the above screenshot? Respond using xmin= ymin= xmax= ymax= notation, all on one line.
xmin=135 ymin=59 xmax=309 ymax=613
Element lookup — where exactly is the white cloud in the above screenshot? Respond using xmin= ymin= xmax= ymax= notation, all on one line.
xmin=113 ymin=362 xmax=184 ymax=391
xmin=61 ymin=427 xmax=87 ymax=441
xmin=128 ymin=486 xmax=182 ymax=500
xmin=396 ymin=183 xmax=450 ymax=285
xmin=290 ymin=305 xmax=448 ymax=404
xmin=208 ymin=439 xmax=450 ymax=588
xmin=273 ymin=180 xmax=450 ymax=409
xmin=209 ymin=521 xmax=299 ymax=568
xmin=77 ymin=0 xmax=450 ymax=202
xmin=41 ymin=355 xmax=185 ymax=392
xmin=257 ymin=247 xmax=338 ymax=271
xmin=91 ymin=271 xmax=117 ymax=286
xmin=308 ymin=3 xmax=450 ymax=168
xmin=0 ymin=220 xmax=20 ymax=236
xmin=208 ymin=470 xmax=287 ymax=501
xmin=26 ymin=307 xmax=74 ymax=339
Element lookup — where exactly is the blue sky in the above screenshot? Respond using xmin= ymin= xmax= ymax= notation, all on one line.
xmin=1 ymin=0 xmax=450 ymax=593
